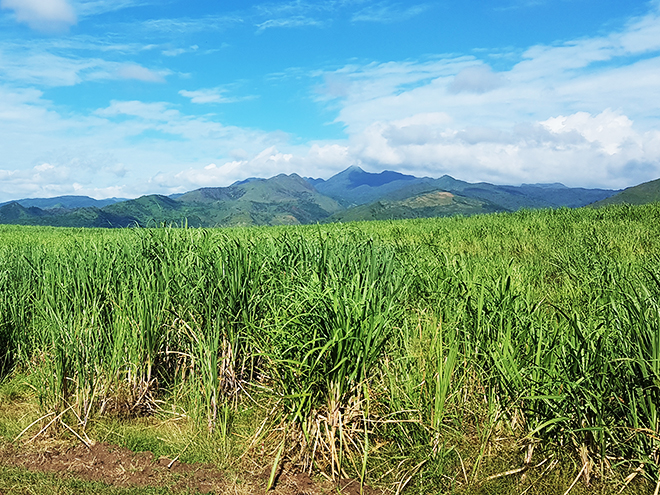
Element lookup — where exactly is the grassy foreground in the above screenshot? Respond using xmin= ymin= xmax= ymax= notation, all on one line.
xmin=0 ymin=204 xmax=659 ymax=494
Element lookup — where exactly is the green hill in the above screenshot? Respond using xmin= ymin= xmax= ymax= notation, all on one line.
xmin=175 ymin=173 xmax=342 ymax=226
xmin=589 ymin=177 xmax=660 ymax=207
xmin=327 ymin=190 xmax=505 ymax=222
xmin=100 ymin=173 xmax=344 ymax=227
xmin=0 ymin=202 xmax=46 ymax=222
xmin=102 ymin=195 xmax=186 ymax=226
xmin=0 ymin=202 xmax=138 ymax=227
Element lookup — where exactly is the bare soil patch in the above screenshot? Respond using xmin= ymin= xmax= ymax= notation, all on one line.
xmin=0 ymin=441 xmax=378 ymax=495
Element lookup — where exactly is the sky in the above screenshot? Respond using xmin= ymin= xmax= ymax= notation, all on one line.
xmin=1 ymin=0 xmax=659 ymax=201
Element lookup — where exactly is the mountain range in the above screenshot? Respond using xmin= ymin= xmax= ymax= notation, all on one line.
xmin=0 ymin=165 xmax=650 ymax=228
xmin=0 ymin=195 xmax=126 ymax=210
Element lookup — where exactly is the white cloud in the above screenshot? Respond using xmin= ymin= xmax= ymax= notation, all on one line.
xmin=252 ymin=0 xmax=430 ymax=27
xmin=540 ymin=109 xmax=637 ymax=156
xmin=179 ymin=88 xmax=231 ymax=104
xmin=1 ymin=0 xmax=76 ymax=31
xmin=315 ymin=57 xmax=477 ymax=131
xmin=448 ymin=65 xmax=506 ymax=94
xmin=74 ymin=0 xmax=152 ymax=18
xmin=140 ymin=15 xmax=243 ymax=34
xmin=0 ymin=45 xmax=170 ymax=86
xmin=256 ymin=15 xmax=323 ymax=32
xmin=95 ymin=100 xmax=179 ymax=121
xmin=162 ymin=48 xmax=186 ymax=57
xmin=0 ymin=87 xmax=294 ymax=201
xmin=351 ymin=3 xmax=429 ymax=23
xmin=116 ymin=64 xmax=166 ymax=83
xmin=304 ymin=3 xmax=660 ymax=188
xmin=155 ymin=143 xmax=353 ymax=192
xmin=513 ymin=4 xmax=660 ymax=79
xmin=178 ymin=87 xmax=254 ymax=104
xmin=341 ymin=108 xmax=660 ymax=188
xmin=0 ymin=160 xmax=121 ymax=200
xmin=253 ymin=1 xmax=333 ymax=19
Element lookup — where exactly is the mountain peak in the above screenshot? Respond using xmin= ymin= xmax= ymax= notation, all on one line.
xmin=0 ymin=195 xmax=126 ymax=210
xmin=327 ymin=166 xmax=418 ymax=189
xmin=315 ymin=166 xmax=428 ymax=206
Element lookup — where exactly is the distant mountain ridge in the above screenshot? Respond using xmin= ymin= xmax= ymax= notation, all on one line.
xmin=0 ymin=166 xmax=629 ymax=228
xmin=0 ymin=202 xmax=139 ymax=228
xmin=0 ymin=195 xmax=126 ymax=210
xmin=310 ymin=167 xmax=617 ymax=212
xmin=0 ymin=173 xmax=342 ymax=228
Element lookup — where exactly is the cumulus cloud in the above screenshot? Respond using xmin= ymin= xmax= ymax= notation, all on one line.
xmin=1 ymin=0 xmax=76 ymax=32
xmin=378 ymin=113 xmax=452 ymax=149
xmin=344 ymin=109 xmax=660 ymax=188
xmin=155 ymin=143 xmax=353 ymax=192
xmin=540 ymin=109 xmax=637 ymax=155
xmin=0 ymin=87 xmax=296 ymax=201
xmin=0 ymin=158 xmax=133 ymax=200
xmin=304 ymin=3 xmax=660 ymax=188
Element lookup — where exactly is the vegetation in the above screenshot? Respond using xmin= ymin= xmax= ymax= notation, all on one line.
xmin=326 ymin=190 xmax=505 ymax=222
xmin=591 ymin=177 xmax=660 ymax=207
xmin=0 ymin=166 xmax=619 ymax=228
xmin=0 ymin=203 xmax=659 ymax=494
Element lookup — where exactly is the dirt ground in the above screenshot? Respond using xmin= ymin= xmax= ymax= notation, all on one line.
xmin=0 ymin=441 xmax=379 ymax=495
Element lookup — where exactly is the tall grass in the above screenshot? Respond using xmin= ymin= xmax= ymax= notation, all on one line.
xmin=0 ymin=204 xmax=659 ymax=491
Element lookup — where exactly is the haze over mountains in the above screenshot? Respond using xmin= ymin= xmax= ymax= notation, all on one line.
xmin=0 ymin=166 xmax=641 ymax=228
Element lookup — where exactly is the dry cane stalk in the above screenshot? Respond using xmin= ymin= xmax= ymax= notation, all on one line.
xmin=563 ymin=462 xmax=588 ymax=495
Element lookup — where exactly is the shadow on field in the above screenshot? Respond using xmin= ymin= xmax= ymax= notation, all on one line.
xmin=0 ymin=322 xmax=13 ymax=382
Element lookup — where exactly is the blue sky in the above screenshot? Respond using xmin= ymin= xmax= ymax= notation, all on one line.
xmin=1 ymin=0 xmax=659 ymax=201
